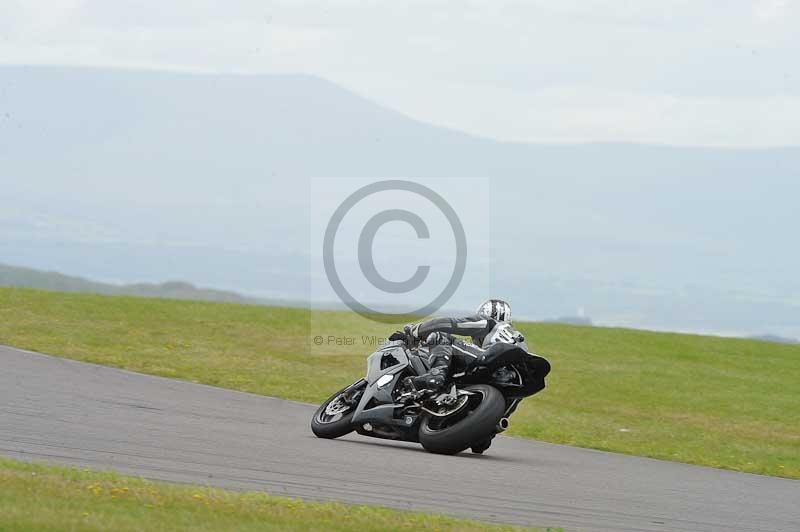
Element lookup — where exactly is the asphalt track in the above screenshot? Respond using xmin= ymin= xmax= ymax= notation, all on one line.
xmin=1 ymin=346 xmax=798 ymax=531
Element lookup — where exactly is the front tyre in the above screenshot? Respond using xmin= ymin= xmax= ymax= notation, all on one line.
xmin=311 ymin=381 xmax=364 ymax=439
xmin=418 ymin=384 xmax=505 ymax=455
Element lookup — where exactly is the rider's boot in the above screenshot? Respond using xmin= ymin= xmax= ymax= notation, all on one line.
xmin=471 ymin=434 xmax=495 ymax=454
xmin=408 ymin=366 xmax=447 ymax=391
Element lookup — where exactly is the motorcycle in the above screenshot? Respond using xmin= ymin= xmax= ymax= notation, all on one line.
xmin=310 ymin=339 xmax=548 ymax=454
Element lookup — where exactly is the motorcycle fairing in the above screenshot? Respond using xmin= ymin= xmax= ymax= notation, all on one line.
xmin=351 ymin=341 xmax=417 ymax=429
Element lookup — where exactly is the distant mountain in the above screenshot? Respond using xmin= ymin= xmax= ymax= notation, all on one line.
xmin=1 ymin=65 xmax=799 ymax=338
xmin=0 ymin=262 xmax=253 ymax=304
xmin=3 ymin=65 xmax=799 ymax=189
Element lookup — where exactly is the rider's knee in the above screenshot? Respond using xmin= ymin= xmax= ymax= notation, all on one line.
xmin=425 ymin=331 xmax=452 ymax=346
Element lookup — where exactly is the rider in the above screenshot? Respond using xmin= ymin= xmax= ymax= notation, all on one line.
xmin=389 ymin=298 xmax=550 ymax=454
xmin=389 ymin=299 xmax=550 ymax=395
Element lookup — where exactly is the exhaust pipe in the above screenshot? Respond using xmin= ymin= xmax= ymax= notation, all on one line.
xmin=496 ymin=417 xmax=509 ymax=433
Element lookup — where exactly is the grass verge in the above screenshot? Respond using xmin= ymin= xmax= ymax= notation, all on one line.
xmin=0 ymin=458 xmax=549 ymax=531
xmin=0 ymin=287 xmax=798 ymax=479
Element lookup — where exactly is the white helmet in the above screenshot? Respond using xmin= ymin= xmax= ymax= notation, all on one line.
xmin=476 ymin=299 xmax=512 ymax=323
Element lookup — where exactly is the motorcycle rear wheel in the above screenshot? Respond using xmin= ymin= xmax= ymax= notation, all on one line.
xmin=418 ymin=384 xmax=505 ymax=455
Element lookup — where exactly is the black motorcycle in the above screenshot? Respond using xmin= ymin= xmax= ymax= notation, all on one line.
xmin=311 ymin=339 xmax=548 ymax=454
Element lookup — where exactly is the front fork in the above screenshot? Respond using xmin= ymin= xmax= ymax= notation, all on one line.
xmin=342 ymin=379 xmax=366 ymax=406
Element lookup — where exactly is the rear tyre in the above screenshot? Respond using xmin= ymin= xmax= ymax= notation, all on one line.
xmin=418 ymin=384 xmax=505 ymax=455
xmin=311 ymin=381 xmax=364 ymax=439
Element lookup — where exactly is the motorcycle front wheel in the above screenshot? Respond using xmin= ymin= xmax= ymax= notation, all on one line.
xmin=310 ymin=380 xmax=365 ymax=439
xmin=418 ymin=384 xmax=505 ymax=455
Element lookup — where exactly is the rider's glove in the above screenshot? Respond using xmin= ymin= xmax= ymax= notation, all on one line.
xmin=389 ymin=324 xmax=419 ymax=346
xmin=403 ymin=324 xmax=419 ymax=346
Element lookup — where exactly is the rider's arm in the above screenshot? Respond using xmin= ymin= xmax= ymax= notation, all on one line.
xmin=414 ymin=315 xmax=496 ymax=340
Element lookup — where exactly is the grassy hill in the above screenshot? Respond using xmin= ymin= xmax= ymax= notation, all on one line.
xmin=0 ymin=263 xmax=254 ymax=304
xmin=0 ymin=286 xmax=797 ymax=479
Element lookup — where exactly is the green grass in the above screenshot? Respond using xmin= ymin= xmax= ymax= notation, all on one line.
xmin=1 ymin=286 xmax=798 ymax=480
xmin=0 ymin=458 xmax=547 ymax=531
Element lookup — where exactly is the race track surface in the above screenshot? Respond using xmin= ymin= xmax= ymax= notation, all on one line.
xmin=1 ymin=345 xmax=798 ymax=532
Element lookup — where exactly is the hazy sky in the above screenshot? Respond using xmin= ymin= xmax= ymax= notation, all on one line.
xmin=2 ymin=1 xmax=798 ymax=147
